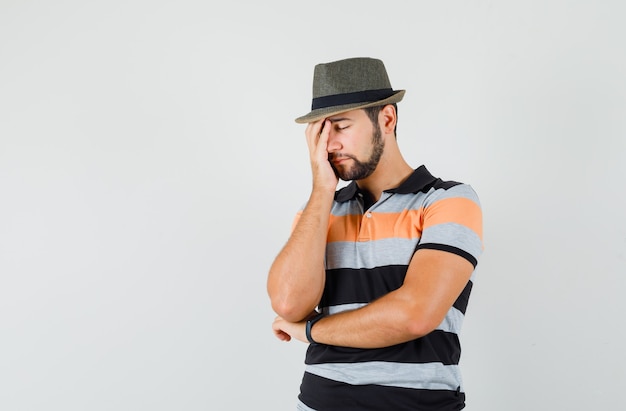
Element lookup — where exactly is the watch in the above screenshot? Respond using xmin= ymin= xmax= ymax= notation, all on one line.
xmin=305 ymin=312 xmax=325 ymax=345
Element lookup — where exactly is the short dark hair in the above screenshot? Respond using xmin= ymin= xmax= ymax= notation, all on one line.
xmin=363 ymin=104 xmax=398 ymax=136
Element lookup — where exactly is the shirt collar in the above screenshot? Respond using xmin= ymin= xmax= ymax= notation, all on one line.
xmin=334 ymin=165 xmax=438 ymax=203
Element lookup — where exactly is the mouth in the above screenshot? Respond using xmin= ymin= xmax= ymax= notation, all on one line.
xmin=330 ymin=154 xmax=352 ymax=165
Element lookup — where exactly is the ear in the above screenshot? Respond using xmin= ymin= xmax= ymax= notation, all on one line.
xmin=379 ymin=105 xmax=397 ymax=136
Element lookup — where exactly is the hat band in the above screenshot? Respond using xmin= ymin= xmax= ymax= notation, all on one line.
xmin=311 ymin=88 xmax=395 ymax=110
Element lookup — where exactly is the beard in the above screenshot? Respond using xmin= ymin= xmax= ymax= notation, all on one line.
xmin=329 ymin=124 xmax=384 ymax=181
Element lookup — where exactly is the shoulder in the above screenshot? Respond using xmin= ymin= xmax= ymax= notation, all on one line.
xmin=422 ymin=179 xmax=481 ymax=208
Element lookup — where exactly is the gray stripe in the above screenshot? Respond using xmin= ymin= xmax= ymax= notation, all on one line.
xmin=330 ymin=199 xmax=362 ymax=217
xmin=296 ymin=400 xmax=317 ymax=411
xmin=330 ymin=192 xmax=424 ymax=217
xmin=326 ymin=304 xmax=463 ymax=333
xmin=326 ymin=237 xmax=418 ymax=270
xmin=420 ymin=223 xmax=483 ymax=261
xmin=330 ymin=184 xmax=480 ymax=217
xmin=325 ymin=224 xmax=481 ymax=270
xmin=422 ymin=184 xmax=481 ymax=208
xmin=326 ymin=302 xmax=368 ymax=315
xmin=435 ymin=306 xmax=465 ymax=334
xmin=326 ymin=303 xmax=464 ymax=334
xmin=305 ymin=362 xmax=464 ymax=391
xmin=372 ymin=190 xmax=430 ymax=212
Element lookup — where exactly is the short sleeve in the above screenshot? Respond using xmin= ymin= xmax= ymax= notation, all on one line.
xmin=416 ymin=184 xmax=483 ymax=267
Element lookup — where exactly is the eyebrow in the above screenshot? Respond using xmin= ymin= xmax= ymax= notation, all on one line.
xmin=328 ymin=117 xmax=351 ymax=123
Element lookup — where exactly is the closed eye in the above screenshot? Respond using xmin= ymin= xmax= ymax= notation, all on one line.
xmin=329 ymin=117 xmax=352 ymax=131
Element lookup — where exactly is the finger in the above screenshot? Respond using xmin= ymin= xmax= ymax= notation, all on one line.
xmin=305 ymin=119 xmax=326 ymax=151
xmin=274 ymin=330 xmax=291 ymax=342
xmin=318 ymin=119 xmax=330 ymax=144
xmin=316 ymin=120 xmax=331 ymax=158
xmin=272 ymin=321 xmax=292 ymax=342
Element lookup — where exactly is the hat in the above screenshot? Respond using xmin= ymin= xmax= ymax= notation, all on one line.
xmin=295 ymin=57 xmax=405 ymax=124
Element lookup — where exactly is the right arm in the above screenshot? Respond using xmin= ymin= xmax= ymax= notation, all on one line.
xmin=267 ymin=119 xmax=337 ymax=322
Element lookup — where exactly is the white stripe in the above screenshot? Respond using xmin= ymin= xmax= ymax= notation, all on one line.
xmin=305 ymin=361 xmax=464 ymax=391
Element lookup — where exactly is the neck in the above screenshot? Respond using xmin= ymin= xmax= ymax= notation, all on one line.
xmin=355 ymin=144 xmax=413 ymax=202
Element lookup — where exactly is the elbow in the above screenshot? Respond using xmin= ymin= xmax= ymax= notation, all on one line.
xmin=267 ymin=271 xmax=321 ymax=322
xmin=267 ymin=281 xmax=310 ymax=322
xmin=405 ymin=310 xmax=443 ymax=339
xmin=270 ymin=298 xmax=311 ymax=323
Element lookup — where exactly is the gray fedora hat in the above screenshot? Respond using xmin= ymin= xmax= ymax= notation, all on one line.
xmin=295 ymin=57 xmax=405 ymax=124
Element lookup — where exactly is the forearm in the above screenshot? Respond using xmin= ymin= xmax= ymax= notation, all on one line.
xmin=271 ymin=287 xmax=433 ymax=348
xmin=267 ymin=187 xmax=335 ymax=322
xmin=306 ymin=251 xmax=474 ymax=348
xmin=310 ymin=288 xmax=432 ymax=348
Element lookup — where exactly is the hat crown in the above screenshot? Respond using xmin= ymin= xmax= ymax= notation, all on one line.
xmin=295 ymin=57 xmax=404 ymax=124
xmin=312 ymin=57 xmax=392 ymax=98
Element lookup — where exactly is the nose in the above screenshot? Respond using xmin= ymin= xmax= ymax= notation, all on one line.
xmin=326 ymin=129 xmax=342 ymax=153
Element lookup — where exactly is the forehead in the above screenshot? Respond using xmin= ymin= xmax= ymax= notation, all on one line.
xmin=327 ymin=108 xmax=369 ymax=123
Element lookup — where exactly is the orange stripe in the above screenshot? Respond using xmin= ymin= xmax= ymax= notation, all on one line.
xmin=327 ymin=214 xmax=361 ymax=242
xmin=422 ymin=197 xmax=483 ymax=240
xmin=327 ymin=198 xmax=482 ymax=243
xmin=328 ymin=209 xmax=424 ymax=243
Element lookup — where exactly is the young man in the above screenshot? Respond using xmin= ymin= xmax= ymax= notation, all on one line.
xmin=267 ymin=57 xmax=483 ymax=410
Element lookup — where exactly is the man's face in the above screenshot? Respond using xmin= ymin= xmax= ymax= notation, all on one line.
xmin=325 ymin=109 xmax=384 ymax=181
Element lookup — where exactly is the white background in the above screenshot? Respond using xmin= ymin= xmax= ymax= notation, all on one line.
xmin=1 ymin=1 xmax=625 ymax=410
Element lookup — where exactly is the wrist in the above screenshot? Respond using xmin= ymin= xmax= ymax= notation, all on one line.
xmin=311 ymin=180 xmax=337 ymax=195
xmin=308 ymin=186 xmax=336 ymax=208
xmin=305 ymin=312 xmax=325 ymax=345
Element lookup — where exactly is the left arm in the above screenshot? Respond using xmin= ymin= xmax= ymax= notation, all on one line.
xmin=272 ymin=248 xmax=474 ymax=348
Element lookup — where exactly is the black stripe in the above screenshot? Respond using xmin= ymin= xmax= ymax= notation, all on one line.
xmin=428 ymin=179 xmax=463 ymax=191
xmin=453 ymin=280 xmax=473 ymax=315
xmin=311 ymin=88 xmax=395 ymax=110
xmin=305 ymin=330 xmax=461 ymax=365
xmin=322 ymin=262 xmax=474 ymax=313
xmin=299 ymin=372 xmax=465 ymax=411
xmin=416 ymin=243 xmax=478 ymax=268
xmin=320 ymin=265 xmax=407 ymax=308
xmin=337 ymin=166 xmax=465 ymax=202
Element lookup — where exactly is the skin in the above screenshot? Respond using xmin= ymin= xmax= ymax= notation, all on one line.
xmin=267 ymin=105 xmax=475 ymax=348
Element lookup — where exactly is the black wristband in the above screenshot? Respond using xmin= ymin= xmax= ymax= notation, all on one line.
xmin=305 ymin=313 xmax=325 ymax=345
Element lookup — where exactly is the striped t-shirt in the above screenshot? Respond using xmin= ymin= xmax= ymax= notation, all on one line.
xmin=297 ymin=165 xmax=483 ymax=411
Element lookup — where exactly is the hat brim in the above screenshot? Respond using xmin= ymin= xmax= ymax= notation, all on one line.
xmin=294 ymin=90 xmax=405 ymax=124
